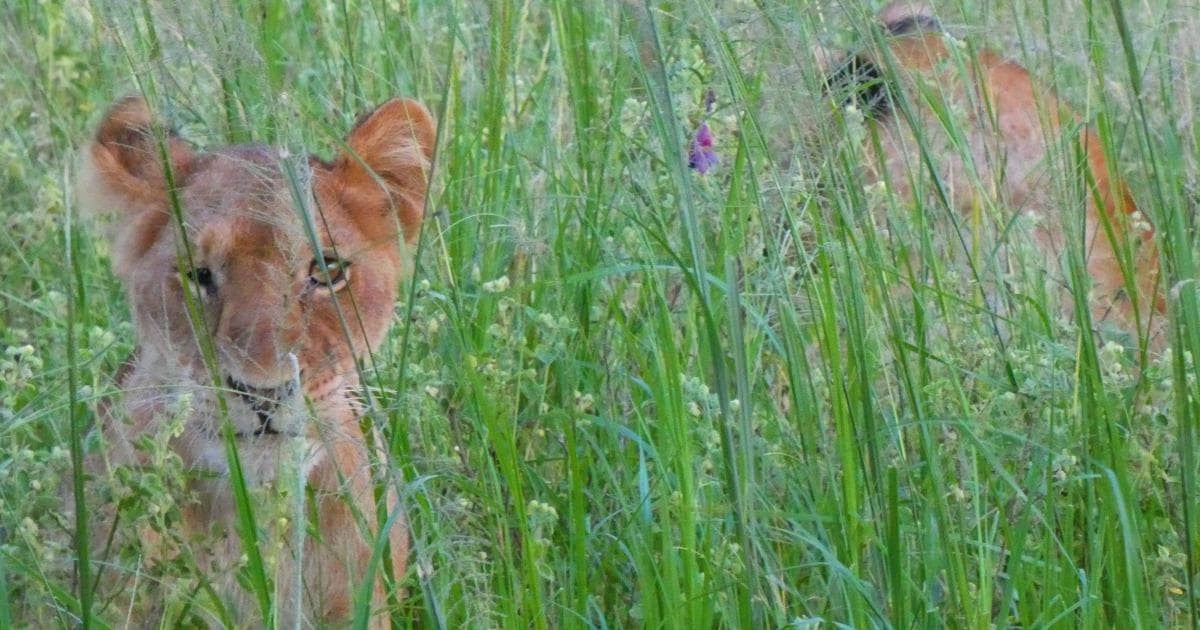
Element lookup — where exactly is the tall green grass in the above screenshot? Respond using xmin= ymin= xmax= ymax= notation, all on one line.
xmin=0 ymin=0 xmax=1197 ymax=626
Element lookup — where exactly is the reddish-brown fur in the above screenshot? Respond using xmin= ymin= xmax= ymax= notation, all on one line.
xmin=76 ymin=95 xmax=434 ymax=627
xmin=840 ymin=2 xmax=1163 ymax=347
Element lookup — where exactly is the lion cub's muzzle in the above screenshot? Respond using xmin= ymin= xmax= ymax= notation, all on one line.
xmin=222 ymin=352 xmax=305 ymax=438
xmin=225 ymin=375 xmax=298 ymax=435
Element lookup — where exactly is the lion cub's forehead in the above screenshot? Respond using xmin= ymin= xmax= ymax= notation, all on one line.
xmin=182 ymin=144 xmax=314 ymax=262
xmin=191 ymin=215 xmax=305 ymax=265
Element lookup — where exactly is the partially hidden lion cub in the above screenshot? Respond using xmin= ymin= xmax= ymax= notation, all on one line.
xmin=821 ymin=1 xmax=1164 ymax=349
xmin=76 ymin=95 xmax=434 ymax=626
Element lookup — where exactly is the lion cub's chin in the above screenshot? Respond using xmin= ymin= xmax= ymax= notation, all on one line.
xmin=193 ymin=431 xmax=323 ymax=486
xmin=188 ymin=390 xmax=321 ymax=485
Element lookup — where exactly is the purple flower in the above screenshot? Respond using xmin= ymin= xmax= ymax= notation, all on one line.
xmin=688 ymin=122 xmax=719 ymax=174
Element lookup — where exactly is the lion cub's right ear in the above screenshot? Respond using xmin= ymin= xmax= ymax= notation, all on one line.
xmin=332 ymin=98 xmax=436 ymax=244
xmin=76 ymin=96 xmax=195 ymax=278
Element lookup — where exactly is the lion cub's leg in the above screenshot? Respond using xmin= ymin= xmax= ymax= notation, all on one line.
xmin=301 ymin=436 xmax=407 ymax=627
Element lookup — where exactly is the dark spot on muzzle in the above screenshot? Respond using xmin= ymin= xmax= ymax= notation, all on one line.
xmin=225 ymin=375 xmax=297 ymax=437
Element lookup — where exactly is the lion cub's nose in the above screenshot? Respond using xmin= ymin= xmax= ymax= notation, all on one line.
xmin=219 ymin=299 xmax=302 ymax=382
xmin=220 ymin=343 xmax=302 ymax=391
xmin=221 ymin=353 xmax=303 ymax=436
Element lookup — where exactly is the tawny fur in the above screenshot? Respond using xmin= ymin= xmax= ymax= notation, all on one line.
xmin=75 ymin=95 xmax=435 ymax=627
xmin=833 ymin=1 xmax=1163 ymax=348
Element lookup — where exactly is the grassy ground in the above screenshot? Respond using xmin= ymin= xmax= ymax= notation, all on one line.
xmin=1 ymin=0 xmax=1199 ymax=626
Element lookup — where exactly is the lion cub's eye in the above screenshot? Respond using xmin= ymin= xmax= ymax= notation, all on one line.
xmin=180 ymin=266 xmax=216 ymax=297
xmin=308 ymin=256 xmax=350 ymax=291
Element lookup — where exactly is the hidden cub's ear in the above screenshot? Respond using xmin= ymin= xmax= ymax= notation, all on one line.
xmin=76 ymin=96 xmax=196 ymax=277
xmin=332 ymin=98 xmax=436 ymax=244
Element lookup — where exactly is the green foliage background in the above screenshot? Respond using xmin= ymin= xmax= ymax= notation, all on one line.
xmin=1 ymin=0 xmax=1198 ymax=626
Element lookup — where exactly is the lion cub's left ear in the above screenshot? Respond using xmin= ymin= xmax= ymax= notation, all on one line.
xmin=76 ymin=96 xmax=196 ymax=279
xmin=331 ymin=98 xmax=436 ymax=244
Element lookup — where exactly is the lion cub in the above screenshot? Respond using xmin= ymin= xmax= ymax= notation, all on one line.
xmin=822 ymin=1 xmax=1163 ymax=349
xmin=76 ymin=95 xmax=434 ymax=626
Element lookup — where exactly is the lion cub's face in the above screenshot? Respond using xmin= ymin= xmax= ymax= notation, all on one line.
xmin=79 ymin=97 xmax=434 ymax=478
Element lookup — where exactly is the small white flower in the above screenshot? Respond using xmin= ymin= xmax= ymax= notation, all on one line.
xmin=482 ymin=275 xmax=510 ymax=293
